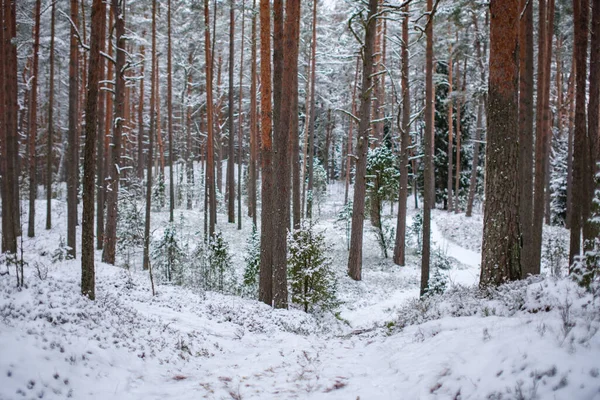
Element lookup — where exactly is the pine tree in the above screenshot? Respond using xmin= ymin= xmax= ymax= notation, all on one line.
xmin=288 ymin=221 xmax=338 ymax=313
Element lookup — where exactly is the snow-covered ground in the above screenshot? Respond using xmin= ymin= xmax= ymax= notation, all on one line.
xmin=1 ymin=180 xmax=599 ymax=399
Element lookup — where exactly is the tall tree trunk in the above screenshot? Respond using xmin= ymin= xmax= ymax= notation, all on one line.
xmin=227 ymin=0 xmax=236 ymax=224
xmin=393 ymin=5 xmax=410 ymax=267
xmin=168 ymin=0 xmax=175 ymax=222
xmin=272 ymin=0 xmax=300 ymax=308
xmin=306 ymin=0 xmax=318 ymax=219
xmin=204 ymin=0 xmax=217 ymax=237
xmin=1 ymin=0 xmax=18 ymax=254
xmin=143 ymin=0 xmax=158 ymax=271
xmin=258 ymin=0 xmax=274 ymax=306
xmin=27 ymin=0 xmax=41 ymax=238
xmin=102 ymin=0 xmax=126 ymax=265
xmin=466 ymin=99 xmax=484 ymax=217
xmin=447 ymin=49 xmax=454 ymax=212
xmin=344 ymin=56 xmax=360 ymax=206
xmin=46 ymin=0 xmax=56 ymax=231
xmin=237 ymin=0 xmax=245 ymax=230
xmin=96 ymin=4 xmax=107 ymax=249
xmin=137 ymin=42 xmax=146 ymax=181
xmin=570 ymin=0 xmax=589 ymax=266
xmin=186 ymin=50 xmax=194 ymax=210
xmin=532 ymin=0 xmax=555 ymax=275
xmin=584 ymin=0 xmax=600 ymax=248
xmin=565 ymin=58 xmax=575 ymax=229
xmin=82 ymin=0 xmax=105 ymax=301
xmin=480 ymin=0 xmax=521 ymax=286
xmin=420 ymin=0 xmax=435 ymax=295
xmin=248 ymin=0 xmax=257 ymax=226
xmin=347 ymin=0 xmax=378 ymax=281
xmin=67 ymin=0 xmax=80 ymax=259
xmin=518 ymin=0 xmax=534 ymax=274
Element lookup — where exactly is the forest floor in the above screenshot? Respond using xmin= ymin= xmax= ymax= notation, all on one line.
xmin=1 ymin=180 xmax=599 ymax=399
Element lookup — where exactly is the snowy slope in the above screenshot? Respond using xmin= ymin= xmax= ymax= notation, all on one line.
xmin=1 ymin=183 xmax=599 ymax=399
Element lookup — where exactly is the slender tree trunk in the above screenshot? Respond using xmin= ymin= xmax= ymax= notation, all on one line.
xmin=323 ymin=109 xmax=332 ymax=185
xmin=102 ymin=0 xmax=126 ymax=265
xmin=466 ymin=99 xmax=483 ymax=217
xmin=46 ymin=0 xmax=56 ymax=231
xmin=258 ymin=0 xmax=274 ymax=305
xmin=447 ymin=50 xmax=454 ymax=212
xmin=347 ymin=0 xmax=378 ymax=281
xmin=67 ymin=0 xmax=80 ymax=259
xmin=96 ymin=4 xmax=107 ymax=249
xmin=345 ymin=56 xmax=360 ymax=206
xmin=272 ymin=0 xmax=300 ymax=308
xmin=143 ymin=0 xmax=158 ymax=271
xmin=306 ymin=0 xmax=318 ymax=219
xmin=248 ymin=0 xmax=257 ymax=226
xmin=480 ymin=0 xmax=521 ymax=286
xmin=204 ymin=0 xmax=217 ymax=237
xmin=237 ymin=0 xmax=245 ymax=230
xmin=168 ymin=0 xmax=175 ymax=222
xmin=186 ymin=50 xmax=194 ymax=210
xmin=27 ymin=0 xmax=41 ymax=238
xmin=420 ymin=0 xmax=435 ymax=295
xmin=82 ymin=0 xmax=105 ymax=300
xmin=532 ymin=0 xmax=555 ymax=274
xmin=393 ymin=5 xmax=410 ymax=267
xmin=227 ymin=0 xmax=236 ymax=224
xmin=137 ymin=42 xmax=146 ymax=181
xmin=566 ymin=58 xmax=575 ymax=229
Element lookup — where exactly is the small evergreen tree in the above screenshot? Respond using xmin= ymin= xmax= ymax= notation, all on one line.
xmin=152 ymin=173 xmax=166 ymax=211
xmin=242 ymin=225 xmax=261 ymax=298
xmin=151 ymin=223 xmax=187 ymax=284
xmin=117 ymin=184 xmax=145 ymax=268
xmin=335 ymin=201 xmax=353 ymax=250
xmin=288 ymin=220 xmax=339 ymax=313
xmin=206 ymin=232 xmax=235 ymax=293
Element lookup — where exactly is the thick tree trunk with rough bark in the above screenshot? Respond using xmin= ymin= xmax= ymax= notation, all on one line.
xmin=420 ymin=0 xmax=435 ymax=295
xmin=393 ymin=5 xmax=410 ymax=267
xmin=347 ymin=0 xmax=378 ymax=281
xmin=102 ymin=0 xmax=126 ymax=265
xmin=272 ymin=0 xmax=300 ymax=308
xmin=518 ymin=0 xmax=534 ymax=275
xmin=204 ymin=0 xmax=217 ymax=237
xmin=248 ymin=0 xmax=257 ymax=226
xmin=81 ymin=0 xmax=105 ymax=301
xmin=480 ymin=0 xmax=521 ymax=287
xmin=569 ymin=0 xmax=589 ymax=266
xmin=258 ymin=0 xmax=274 ymax=306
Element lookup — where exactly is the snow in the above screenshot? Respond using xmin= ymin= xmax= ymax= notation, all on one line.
xmin=1 ymin=178 xmax=599 ymax=399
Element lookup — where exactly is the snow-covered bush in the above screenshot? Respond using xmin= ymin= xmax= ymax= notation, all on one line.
xmin=152 ymin=173 xmax=166 ymax=211
xmin=242 ymin=225 xmax=260 ymax=298
xmin=288 ymin=220 xmax=339 ymax=314
xmin=151 ymin=223 xmax=187 ymax=285
xmin=117 ymin=184 xmax=145 ymax=268
xmin=542 ymin=231 xmax=568 ymax=278
xmin=372 ymin=220 xmax=395 ymax=258
xmin=206 ymin=232 xmax=236 ymax=294
xmin=408 ymin=211 xmax=423 ymax=252
xmin=51 ymin=236 xmax=71 ymax=263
